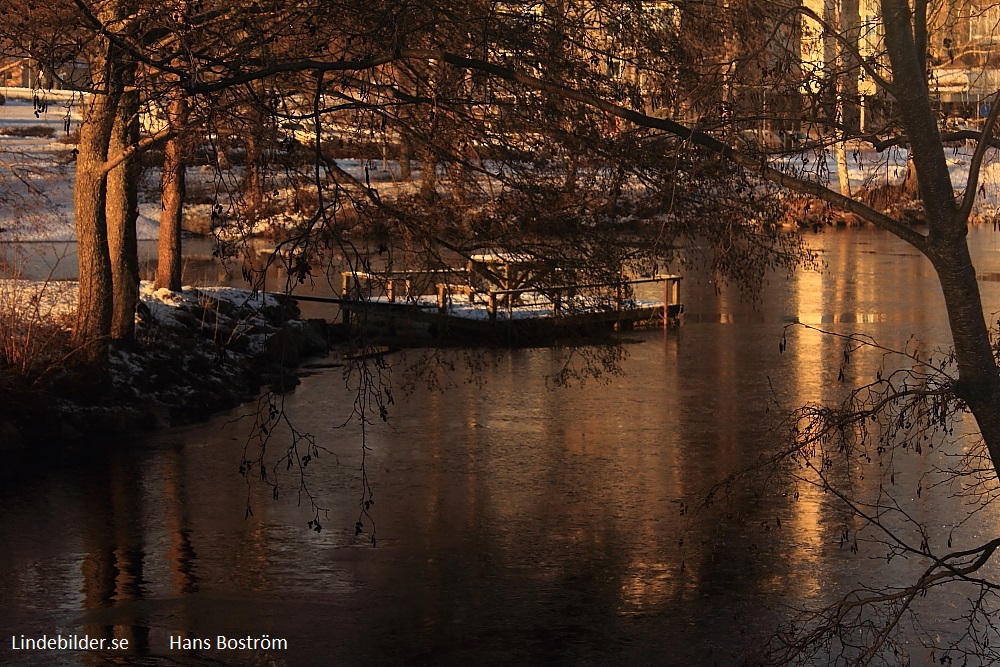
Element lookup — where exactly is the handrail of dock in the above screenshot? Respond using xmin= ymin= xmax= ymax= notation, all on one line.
xmin=345 ymin=269 xmax=465 ymax=279
xmin=264 ymin=272 xmax=681 ymax=330
xmin=274 ymin=275 xmax=680 ymax=306
xmin=482 ymin=274 xmax=681 ymax=297
xmin=341 ymin=268 xmax=469 ymax=302
xmin=439 ymin=274 xmax=682 ymax=324
xmin=263 ymin=292 xmax=350 ymax=304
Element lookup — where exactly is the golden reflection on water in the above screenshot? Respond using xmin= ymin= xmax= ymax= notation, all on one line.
xmin=776 ymin=231 xmax=952 ymax=603
xmin=780 ymin=241 xmax=890 ymax=600
xmin=617 ymin=560 xmax=689 ymax=617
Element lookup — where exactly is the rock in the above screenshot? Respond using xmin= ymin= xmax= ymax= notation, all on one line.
xmin=299 ymin=319 xmax=329 ymax=355
xmin=263 ymin=326 xmax=304 ymax=368
xmin=13 ymin=280 xmax=337 ymax=448
xmin=170 ymin=308 xmax=201 ymax=330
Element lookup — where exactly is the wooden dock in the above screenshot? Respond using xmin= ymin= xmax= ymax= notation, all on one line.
xmin=276 ymin=259 xmax=683 ymax=345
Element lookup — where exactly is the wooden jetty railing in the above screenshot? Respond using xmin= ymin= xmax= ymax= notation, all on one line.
xmin=341 ymin=269 xmax=466 ymax=303
xmin=459 ymin=274 xmax=682 ymax=325
xmin=337 ymin=269 xmax=682 ymax=329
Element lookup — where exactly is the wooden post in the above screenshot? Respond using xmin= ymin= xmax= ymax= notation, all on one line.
xmin=488 ymin=292 xmax=497 ymax=321
xmin=437 ymin=284 xmax=447 ymax=312
xmin=662 ymin=277 xmax=669 ymax=328
xmin=387 ymin=278 xmax=395 ymax=302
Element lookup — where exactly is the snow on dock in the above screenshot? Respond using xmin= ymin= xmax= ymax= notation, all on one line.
xmin=323 ymin=258 xmax=683 ymax=344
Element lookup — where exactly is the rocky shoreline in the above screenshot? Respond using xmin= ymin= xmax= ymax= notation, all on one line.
xmin=0 ymin=283 xmax=341 ymax=452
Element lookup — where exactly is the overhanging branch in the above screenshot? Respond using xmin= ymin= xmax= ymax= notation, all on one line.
xmin=956 ymin=91 xmax=1000 ymax=227
xmin=395 ymin=48 xmax=929 ymax=251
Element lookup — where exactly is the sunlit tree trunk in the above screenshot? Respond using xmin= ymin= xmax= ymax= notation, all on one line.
xmin=839 ymin=0 xmax=861 ymax=134
xmin=156 ymin=93 xmax=187 ymax=292
xmin=834 ymin=0 xmax=861 ymax=197
xmin=73 ymin=61 xmax=116 ymax=358
xmin=835 ymin=144 xmax=851 ymax=195
xmin=107 ymin=71 xmax=140 ymax=343
xmin=72 ymin=0 xmax=139 ymax=361
xmin=420 ymin=153 xmax=437 ymax=198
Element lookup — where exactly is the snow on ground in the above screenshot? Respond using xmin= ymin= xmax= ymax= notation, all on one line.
xmin=136 ymin=281 xmax=287 ymax=361
xmin=141 ymin=281 xmax=279 ymax=319
xmin=0 ymin=277 xmax=282 ymax=333
xmin=0 ymin=97 xmax=166 ymax=242
xmin=775 ymin=139 xmax=1000 ymax=218
xmin=3 ymin=86 xmax=1000 ymax=247
xmin=0 ymin=97 xmax=78 ymax=241
xmin=0 ymin=93 xmax=424 ymax=242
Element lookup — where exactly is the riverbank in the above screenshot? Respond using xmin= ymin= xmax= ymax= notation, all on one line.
xmin=0 ymin=280 xmax=335 ymax=451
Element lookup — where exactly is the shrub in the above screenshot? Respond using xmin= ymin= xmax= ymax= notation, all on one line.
xmin=1 ymin=125 xmax=56 ymax=138
xmin=0 ymin=264 xmax=77 ymax=387
xmin=55 ymin=130 xmax=80 ymax=144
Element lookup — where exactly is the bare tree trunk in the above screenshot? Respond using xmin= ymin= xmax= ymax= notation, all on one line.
xmin=902 ymin=157 xmax=920 ymax=199
xmin=420 ymin=155 xmax=437 ymax=198
xmin=399 ymin=138 xmax=412 ymax=180
xmin=244 ymin=131 xmax=264 ymax=220
xmin=156 ymin=93 xmax=187 ymax=292
xmin=822 ymin=0 xmax=838 ymax=116
xmin=242 ymin=102 xmax=267 ymax=220
xmin=834 ymin=0 xmax=861 ymax=197
xmin=107 ymin=77 xmax=140 ymax=343
xmin=72 ymin=66 xmax=116 ymax=358
xmin=839 ymin=0 xmax=862 ymax=134
xmin=72 ymin=0 xmax=139 ymax=363
xmin=882 ymin=0 xmax=1000 ymax=458
xmin=835 ymin=142 xmax=851 ymax=196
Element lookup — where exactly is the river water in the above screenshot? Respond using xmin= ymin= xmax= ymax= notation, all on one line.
xmin=3 ymin=227 xmax=1000 ymax=665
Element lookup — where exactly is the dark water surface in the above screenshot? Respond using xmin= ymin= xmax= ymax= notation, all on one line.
xmin=4 ymin=227 xmax=1000 ymax=665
